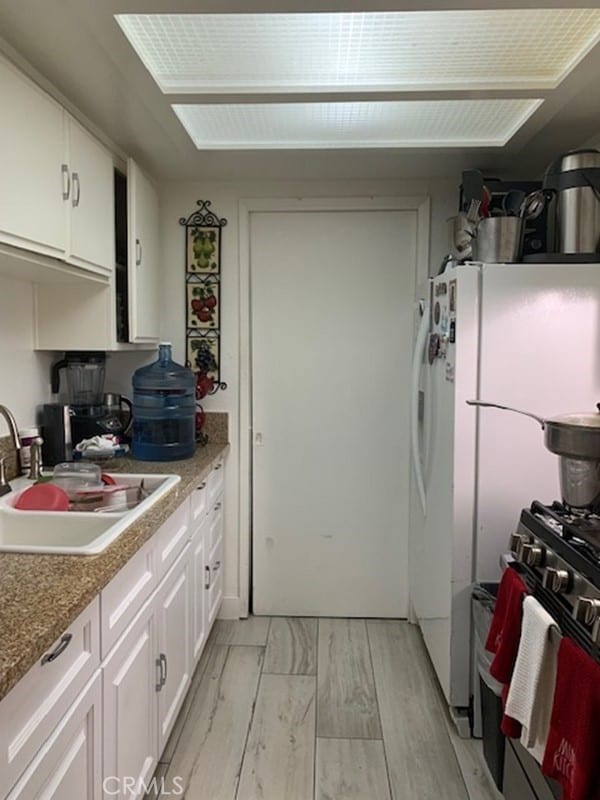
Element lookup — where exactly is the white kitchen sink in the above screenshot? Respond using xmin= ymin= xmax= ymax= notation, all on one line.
xmin=0 ymin=473 xmax=180 ymax=555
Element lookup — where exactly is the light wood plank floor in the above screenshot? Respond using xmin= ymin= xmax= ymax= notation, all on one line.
xmin=153 ymin=618 xmax=501 ymax=800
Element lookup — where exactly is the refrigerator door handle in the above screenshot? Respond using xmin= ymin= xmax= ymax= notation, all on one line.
xmin=411 ymin=298 xmax=430 ymax=515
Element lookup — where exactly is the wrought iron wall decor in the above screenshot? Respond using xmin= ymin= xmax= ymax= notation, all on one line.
xmin=180 ymin=200 xmax=227 ymax=443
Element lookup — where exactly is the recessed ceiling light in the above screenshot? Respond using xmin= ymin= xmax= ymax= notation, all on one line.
xmin=171 ymin=99 xmax=543 ymax=149
xmin=116 ymin=10 xmax=600 ymax=93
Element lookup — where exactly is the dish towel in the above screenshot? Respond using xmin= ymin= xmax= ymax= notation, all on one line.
xmin=504 ymin=595 xmax=560 ymax=763
xmin=542 ymin=637 xmax=600 ymax=800
xmin=485 ymin=566 xmax=528 ymax=684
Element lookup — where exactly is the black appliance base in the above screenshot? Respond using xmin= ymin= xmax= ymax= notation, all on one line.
xmin=522 ymin=252 xmax=600 ymax=263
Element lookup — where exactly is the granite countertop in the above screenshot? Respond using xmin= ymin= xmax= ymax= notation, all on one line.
xmin=0 ymin=442 xmax=229 ymax=703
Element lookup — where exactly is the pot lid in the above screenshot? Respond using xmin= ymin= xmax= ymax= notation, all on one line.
xmin=547 ymin=412 xmax=600 ymax=429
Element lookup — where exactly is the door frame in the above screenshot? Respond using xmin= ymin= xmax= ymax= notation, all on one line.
xmin=237 ymin=195 xmax=431 ymax=617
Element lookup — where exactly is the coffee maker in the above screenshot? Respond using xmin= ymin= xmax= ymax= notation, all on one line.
xmin=44 ymin=352 xmax=132 ymax=456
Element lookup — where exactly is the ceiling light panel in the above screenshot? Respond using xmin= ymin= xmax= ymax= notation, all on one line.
xmin=116 ymin=10 xmax=600 ymax=93
xmin=171 ymin=99 xmax=543 ymax=149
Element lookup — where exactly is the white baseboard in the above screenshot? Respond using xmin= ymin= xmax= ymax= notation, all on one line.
xmin=218 ymin=595 xmax=243 ymax=619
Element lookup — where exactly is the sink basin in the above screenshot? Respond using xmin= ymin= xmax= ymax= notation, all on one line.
xmin=0 ymin=473 xmax=181 ymax=555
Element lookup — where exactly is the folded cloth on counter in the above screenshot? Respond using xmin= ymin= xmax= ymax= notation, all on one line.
xmin=504 ymin=595 xmax=560 ymax=762
xmin=542 ymin=637 xmax=600 ymax=800
xmin=486 ymin=566 xmax=528 ymax=684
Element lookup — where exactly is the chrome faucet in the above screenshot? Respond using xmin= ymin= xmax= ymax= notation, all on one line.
xmin=0 ymin=405 xmax=22 ymax=476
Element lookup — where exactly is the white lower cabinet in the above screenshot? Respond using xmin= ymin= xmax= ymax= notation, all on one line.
xmin=102 ymin=602 xmax=158 ymax=800
xmin=190 ymin=515 xmax=209 ymax=665
xmin=7 ymin=671 xmax=102 ymax=800
xmin=0 ymin=459 xmax=226 ymax=800
xmin=156 ymin=545 xmax=192 ymax=753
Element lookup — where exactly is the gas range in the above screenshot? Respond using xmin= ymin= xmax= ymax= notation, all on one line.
xmin=510 ymin=501 xmax=600 ymax=651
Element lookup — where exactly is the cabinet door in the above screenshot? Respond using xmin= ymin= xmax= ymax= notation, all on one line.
xmin=191 ymin=516 xmax=209 ymax=665
xmin=68 ymin=117 xmax=114 ymax=276
xmin=7 ymin=672 xmax=102 ymax=800
xmin=127 ymin=159 xmax=160 ymax=342
xmin=0 ymin=55 xmax=66 ymax=258
xmin=103 ymin=604 xmax=158 ymax=800
xmin=156 ymin=545 xmax=192 ymax=753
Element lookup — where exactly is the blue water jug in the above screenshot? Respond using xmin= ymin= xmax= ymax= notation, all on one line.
xmin=132 ymin=343 xmax=196 ymax=461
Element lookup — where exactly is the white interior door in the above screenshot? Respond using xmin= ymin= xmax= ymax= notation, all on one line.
xmin=251 ymin=208 xmax=418 ymax=616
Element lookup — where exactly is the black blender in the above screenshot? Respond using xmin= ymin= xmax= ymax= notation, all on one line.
xmin=48 ymin=352 xmax=132 ymax=450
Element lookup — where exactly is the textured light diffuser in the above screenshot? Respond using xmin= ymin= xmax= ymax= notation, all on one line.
xmin=117 ymin=10 xmax=600 ymax=93
xmin=171 ymin=99 xmax=543 ymax=149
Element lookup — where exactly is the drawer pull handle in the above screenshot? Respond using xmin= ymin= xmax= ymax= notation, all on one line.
xmin=61 ymin=164 xmax=70 ymax=200
xmin=213 ymin=560 xmax=221 ymax=573
xmin=160 ymin=652 xmax=168 ymax=686
xmin=205 ymin=564 xmax=211 ymax=590
xmin=198 ymin=481 xmax=207 ymax=491
xmin=155 ymin=657 xmax=163 ymax=692
xmin=214 ymin=463 xmax=222 ymax=471
xmin=41 ymin=633 xmax=72 ymax=665
xmin=72 ymin=172 xmax=81 ymax=207
xmin=214 ymin=502 xmax=222 ymax=511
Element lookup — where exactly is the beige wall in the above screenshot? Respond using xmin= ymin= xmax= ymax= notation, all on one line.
xmin=0 ymin=274 xmax=54 ymax=430
xmin=134 ymin=177 xmax=457 ymax=616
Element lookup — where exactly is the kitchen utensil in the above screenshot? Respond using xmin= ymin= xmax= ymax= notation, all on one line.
xmin=466 ymin=400 xmax=600 ymax=508
xmin=502 ymin=190 xmax=525 ymax=217
xmin=519 ymin=189 xmax=549 ymax=221
xmin=447 ymin=213 xmax=475 ymax=260
xmin=462 ymin=169 xmax=484 ymax=208
xmin=13 ymin=483 xmax=70 ymax=511
xmin=480 ymin=185 xmax=492 ymax=218
xmin=542 ymin=149 xmax=600 ymax=256
xmin=471 ymin=216 xmax=523 ymax=263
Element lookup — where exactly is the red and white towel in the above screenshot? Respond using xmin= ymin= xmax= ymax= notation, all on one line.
xmin=542 ymin=637 xmax=600 ymax=800
xmin=504 ymin=595 xmax=560 ymax=763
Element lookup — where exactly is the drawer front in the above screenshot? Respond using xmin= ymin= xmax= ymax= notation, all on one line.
xmin=100 ymin=540 xmax=156 ymax=658
xmin=207 ymin=537 xmax=223 ymax=628
xmin=0 ymin=598 xmax=100 ymax=795
xmin=190 ymin=476 xmax=209 ymax=525
xmin=207 ymin=500 xmax=224 ymax=552
xmin=154 ymin=498 xmax=191 ymax=583
xmin=207 ymin=461 xmax=225 ymax=508
xmin=6 ymin=671 xmax=102 ymax=800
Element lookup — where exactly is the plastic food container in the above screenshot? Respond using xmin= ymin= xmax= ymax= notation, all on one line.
xmin=52 ymin=462 xmax=103 ymax=505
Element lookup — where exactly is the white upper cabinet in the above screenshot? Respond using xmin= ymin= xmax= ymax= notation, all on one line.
xmin=66 ymin=117 xmax=114 ymax=276
xmin=128 ymin=159 xmax=160 ymax=342
xmin=0 ymin=53 xmax=114 ymax=279
xmin=0 ymin=55 xmax=66 ymax=258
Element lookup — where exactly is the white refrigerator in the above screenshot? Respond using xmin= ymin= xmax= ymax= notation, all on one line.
xmin=409 ymin=261 xmax=600 ymax=722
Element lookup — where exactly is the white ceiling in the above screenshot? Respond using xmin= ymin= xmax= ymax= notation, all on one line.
xmin=1 ymin=0 xmax=600 ymax=181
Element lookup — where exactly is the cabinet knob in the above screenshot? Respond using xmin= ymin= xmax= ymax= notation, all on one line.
xmin=214 ymin=463 xmax=222 ymax=471
xmin=214 ymin=502 xmax=222 ymax=511
xmin=197 ymin=481 xmax=207 ymax=491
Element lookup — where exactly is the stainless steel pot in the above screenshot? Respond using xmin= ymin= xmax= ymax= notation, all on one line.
xmin=471 ymin=216 xmax=523 ymax=263
xmin=467 ymin=400 xmax=600 ymax=508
